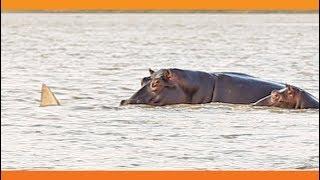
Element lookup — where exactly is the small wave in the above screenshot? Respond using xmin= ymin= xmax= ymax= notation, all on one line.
xmin=295 ymin=164 xmax=319 ymax=170
xmin=98 ymin=67 xmax=121 ymax=71
xmin=21 ymin=130 xmax=43 ymax=134
xmin=120 ymin=87 xmax=134 ymax=91
xmin=72 ymin=96 xmax=94 ymax=100
xmin=30 ymin=124 xmax=62 ymax=128
xmin=252 ymin=106 xmax=319 ymax=113
xmin=220 ymin=134 xmax=253 ymax=139
xmin=72 ymin=106 xmax=96 ymax=110
xmin=101 ymin=105 xmax=121 ymax=110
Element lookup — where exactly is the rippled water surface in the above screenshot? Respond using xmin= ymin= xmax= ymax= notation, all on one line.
xmin=1 ymin=13 xmax=319 ymax=170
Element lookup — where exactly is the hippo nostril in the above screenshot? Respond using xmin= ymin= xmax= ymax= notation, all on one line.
xmin=120 ymin=100 xmax=127 ymax=105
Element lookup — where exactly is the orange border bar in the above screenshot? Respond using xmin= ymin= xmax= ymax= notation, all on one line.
xmin=2 ymin=0 xmax=319 ymax=11
xmin=1 ymin=171 xmax=319 ymax=180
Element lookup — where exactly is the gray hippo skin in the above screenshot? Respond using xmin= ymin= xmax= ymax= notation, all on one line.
xmin=121 ymin=68 xmax=286 ymax=106
xmin=253 ymin=84 xmax=319 ymax=109
xmin=121 ymin=75 xmax=188 ymax=106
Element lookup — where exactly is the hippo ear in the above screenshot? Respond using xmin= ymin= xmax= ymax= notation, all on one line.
xmin=149 ymin=68 xmax=155 ymax=75
xmin=286 ymin=84 xmax=294 ymax=91
xmin=163 ymin=69 xmax=172 ymax=80
xmin=271 ymin=90 xmax=280 ymax=99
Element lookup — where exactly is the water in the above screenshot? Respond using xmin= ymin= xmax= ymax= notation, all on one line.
xmin=1 ymin=13 xmax=319 ymax=170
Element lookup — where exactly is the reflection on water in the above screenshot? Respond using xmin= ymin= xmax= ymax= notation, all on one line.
xmin=1 ymin=13 xmax=319 ymax=170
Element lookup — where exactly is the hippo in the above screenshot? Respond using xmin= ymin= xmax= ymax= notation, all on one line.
xmin=121 ymin=68 xmax=287 ymax=106
xmin=120 ymin=79 xmax=188 ymax=106
xmin=253 ymin=84 xmax=319 ymax=109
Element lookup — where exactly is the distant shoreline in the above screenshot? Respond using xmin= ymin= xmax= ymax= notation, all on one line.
xmin=1 ymin=10 xmax=319 ymax=14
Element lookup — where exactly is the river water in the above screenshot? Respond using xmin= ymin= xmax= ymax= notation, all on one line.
xmin=1 ymin=13 xmax=319 ymax=170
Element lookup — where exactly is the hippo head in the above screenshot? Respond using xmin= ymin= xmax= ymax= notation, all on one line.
xmin=253 ymin=84 xmax=300 ymax=108
xmin=140 ymin=68 xmax=175 ymax=87
xmin=121 ymin=69 xmax=187 ymax=106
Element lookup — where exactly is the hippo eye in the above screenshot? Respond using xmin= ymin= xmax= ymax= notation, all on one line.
xmin=151 ymin=80 xmax=160 ymax=89
xmin=272 ymin=94 xmax=280 ymax=99
xmin=287 ymin=92 xmax=294 ymax=97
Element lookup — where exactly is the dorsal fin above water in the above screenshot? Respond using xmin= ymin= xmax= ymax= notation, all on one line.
xmin=40 ymin=84 xmax=61 ymax=107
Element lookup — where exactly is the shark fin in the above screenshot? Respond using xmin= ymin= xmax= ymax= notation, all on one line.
xmin=40 ymin=84 xmax=61 ymax=107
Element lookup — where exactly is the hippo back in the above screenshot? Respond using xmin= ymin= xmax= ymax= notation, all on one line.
xmin=211 ymin=73 xmax=285 ymax=104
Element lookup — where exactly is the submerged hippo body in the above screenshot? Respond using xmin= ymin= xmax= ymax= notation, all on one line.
xmin=253 ymin=84 xmax=319 ymax=109
xmin=120 ymin=83 xmax=188 ymax=106
xmin=121 ymin=68 xmax=287 ymax=106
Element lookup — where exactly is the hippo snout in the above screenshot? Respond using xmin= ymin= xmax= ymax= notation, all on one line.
xmin=252 ymin=95 xmax=272 ymax=107
xmin=120 ymin=100 xmax=128 ymax=106
xmin=120 ymin=99 xmax=140 ymax=105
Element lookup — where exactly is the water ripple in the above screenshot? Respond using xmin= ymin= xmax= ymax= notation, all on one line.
xmin=1 ymin=13 xmax=319 ymax=170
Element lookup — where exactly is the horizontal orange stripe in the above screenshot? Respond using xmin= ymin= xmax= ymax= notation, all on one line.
xmin=2 ymin=0 xmax=319 ymax=11
xmin=1 ymin=171 xmax=319 ymax=180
